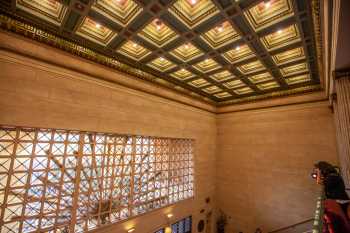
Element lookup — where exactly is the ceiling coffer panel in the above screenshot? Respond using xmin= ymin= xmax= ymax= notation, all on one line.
xmin=91 ymin=0 xmax=142 ymax=26
xmin=4 ymin=0 xmax=321 ymax=105
xmin=169 ymin=0 xmax=220 ymax=29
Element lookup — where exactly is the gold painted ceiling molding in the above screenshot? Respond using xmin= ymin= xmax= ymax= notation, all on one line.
xmin=244 ymin=0 xmax=294 ymax=32
xmin=116 ymin=41 xmax=151 ymax=61
xmin=0 ymin=14 xmax=200 ymax=101
xmin=210 ymin=70 xmax=235 ymax=82
xmin=219 ymin=84 xmax=321 ymax=105
xmin=272 ymin=47 xmax=305 ymax=66
xmin=311 ymin=0 xmax=324 ymax=91
xmin=260 ymin=24 xmax=301 ymax=51
xmin=192 ymin=58 xmax=222 ymax=73
xmin=200 ymin=21 xmax=241 ymax=49
xmin=169 ymin=0 xmax=220 ymax=29
xmin=222 ymin=44 xmax=255 ymax=64
xmin=138 ymin=19 xmax=178 ymax=48
xmin=147 ymin=57 xmax=177 ymax=72
xmin=169 ymin=43 xmax=204 ymax=62
xmin=16 ymin=0 xmax=67 ymax=25
xmin=91 ymin=0 xmax=143 ymax=27
xmin=0 ymin=14 xmax=322 ymax=106
xmin=76 ymin=17 xmax=117 ymax=46
xmin=170 ymin=69 xmax=196 ymax=81
xmin=223 ymin=79 xmax=246 ymax=89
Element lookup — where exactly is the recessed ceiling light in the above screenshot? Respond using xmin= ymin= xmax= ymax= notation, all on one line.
xmin=185 ymin=43 xmax=189 ymax=49
xmin=181 ymin=68 xmax=185 ymax=71
xmin=167 ymin=213 xmax=173 ymax=218
xmin=217 ymin=25 xmax=224 ymax=32
xmin=265 ymin=1 xmax=271 ymax=8
xmin=277 ymin=29 xmax=282 ymax=34
xmin=96 ymin=23 xmax=101 ymax=28
xmin=160 ymin=57 xmax=165 ymax=61
xmin=190 ymin=0 xmax=197 ymax=5
xmin=133 ymin=43 xmax=138 ymax=47
xmin=155 ymin=19 xmax=162 ymax=30
xmin=127 ymin=228 xmax=135 ymax=233
xmin=235 ymin=46 xmax=240 ymax=51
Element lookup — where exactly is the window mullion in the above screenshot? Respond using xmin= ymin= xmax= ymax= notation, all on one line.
xmin=68 ymin=132 xmax=84 ymax=233
xmin=129 ymin=136 xmax=136 ymax=217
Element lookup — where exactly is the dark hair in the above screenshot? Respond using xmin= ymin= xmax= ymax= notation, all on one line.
xmin=314 ymin=161 xmax=338 ymax=177
xmin=315 ymin=161 xmax=349 ymax=200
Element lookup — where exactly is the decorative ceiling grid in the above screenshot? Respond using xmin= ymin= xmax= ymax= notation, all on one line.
xmin=210 ymin=70 xmax=236 ymax=82
xmin=0 ymin=0 xmax=321 ymax=105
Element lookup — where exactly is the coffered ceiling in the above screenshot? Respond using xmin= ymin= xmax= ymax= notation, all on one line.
xmin=0 ymin=0 xmax=322 ymax=105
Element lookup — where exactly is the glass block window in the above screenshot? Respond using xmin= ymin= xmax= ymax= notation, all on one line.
xmin=0 ymin=126 xmax=194 ymax=233
xmin=171 ymin=216 xmax=192 ymax=233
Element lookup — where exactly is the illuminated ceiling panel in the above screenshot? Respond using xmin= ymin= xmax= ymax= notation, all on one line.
xmin=248 ymin=72 xmax=274 ymax=84
xmin=169 ymin=0 xmax=220 ymax=29
xmin=210 ymin=70 xmax=235 ymax=82
xmin=203 ymin=85 xmax=222 ymax=94
xmin=169 ymin=43 xmax=204 ymax=62
xmin=237 ymin=60 xmax=265 ymax=75
xmin=147 ymin=57 xmax=176 ymax=72
xmin=260 ymin=24 xmax=301 ymax=51
xmin=170 ymin=68 xmax=196 ymax=81
xmin=285 ymin=74 xmax=311 ymax=85
xmin=272 ymin=47 xmax=305 ymax=66
xmin=92 ymin=0 xmax=142 ymax=26
xmin=76 ymin=17 xmax=117 ymax=46
xmin=138 ymin=19 xmax=178 ymax=47
xmin=280 ymin=62 xmax=309 ymax=77
xmin=244 ymin=0 xmax=294 ymax=32
xmin=117 ymin=41 xmax=151 ymax=61
xmin=222 ymin=44 xmax=255 ymax=64
xmin=200 ymin=21 xmax=241 ymax=49
xmin=257 ymin=81 xmax=280 ymax=90
xmin=7 ymin=0 xmax=321 ymax=105
xmin=234 ymin=87 xmax=254 ymax=95
xmin=16 ymin=0 xmax=67 ymax=25
xmin=188 ymin=78 xmax=210 ymax=88
xmin=192 ymin=59 xmax=222 ymax=73
xmin=214 ymin=92 xmax=232 ymax=98
xmin=223 ymin=80 xmax=246 ymax=89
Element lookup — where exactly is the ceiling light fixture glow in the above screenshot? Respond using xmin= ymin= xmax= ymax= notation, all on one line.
xmin=127 ymin=228 xmax=135 ymax=233
xmin=217 ymin=25 xmax=224 ymax=32
xmin=235 ymin=46 xmax=240 ymax=51
xmin=155 ymin=19 xmax=162 ymax=30
xmin=95 ymin=23 xmax=101 ymax=28
xmin=265 ymin=1 xmax=271 ymax=8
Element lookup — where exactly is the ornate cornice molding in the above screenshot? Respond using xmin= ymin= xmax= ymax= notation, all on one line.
xmin=218 ymin=84 xmax=322 ymax=106
xmin=0 ymin=13 xmax=213 ymax=105
xmin=311 ymin=0 xmax=324 ymax=88
xmin=0 ymin=13 xmax=323 ymax=107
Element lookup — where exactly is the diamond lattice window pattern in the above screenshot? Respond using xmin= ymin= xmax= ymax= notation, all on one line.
xmin=0 ymin=126 xmax=194 ymax=233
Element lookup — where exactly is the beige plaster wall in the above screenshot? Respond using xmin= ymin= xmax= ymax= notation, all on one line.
xmin=0 ymin=50 xmax=217 ymax=233
xmin=0 ymin=32 xmax=340 ymax=233
xmin=216 ymin=102 xmax=338 ymax=233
